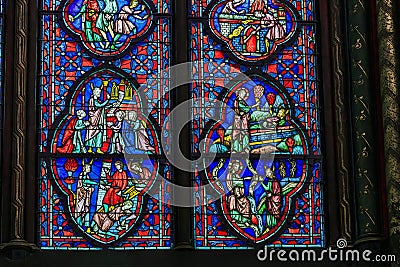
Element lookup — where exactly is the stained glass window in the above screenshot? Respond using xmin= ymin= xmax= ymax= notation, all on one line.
xmin=39 ymin=0 xmax=173 ymax=249
xmin=190 ymin=0 xmax=324 ymax=248
xmin=38 ymin=0 xmax=324 ymax=250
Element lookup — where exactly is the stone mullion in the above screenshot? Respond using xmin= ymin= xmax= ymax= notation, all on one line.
xmin=328 ymin=0 xmax=355 ymax=242
xmin=0 ymin=0 xmax=38 ymax=257
xmin=346 ymin=0 xmax=383 ymax=241
xmin=376 ymin=0 xmax=400 ymax=265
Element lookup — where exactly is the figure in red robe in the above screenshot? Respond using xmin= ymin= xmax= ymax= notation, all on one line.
xmin=57 ymin=117 xmax=78 ymax=153
xmin=243 ymin=27 xmax=258 ymax=53
xmin=102 ymin=161 xmax=128 ymax=212
xmin=250 ymin=0 xmax=267 ymax=16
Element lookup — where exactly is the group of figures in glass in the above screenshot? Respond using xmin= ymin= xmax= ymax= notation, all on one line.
xmin=209 ymin=0 xmax=297 ymax=61
xmin=209 ymin=85 xmax=298 ymax=154
xmin=51 ymin=73 xmax=159 ymax=243
xmin=204 ymin=78 xmax=307 ymax=240
xmin=63 ymin=0 xmax=152 ymax=53
xmin=69 ymin=159 xmax=151 ymax=236
xmin=56 ymin=79 xmax=155 ymax=155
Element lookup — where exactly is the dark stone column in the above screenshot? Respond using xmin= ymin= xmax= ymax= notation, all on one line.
xmin=346 ymin=0 xmax=385 ymax=243
xmin=326 ymin=0 xmax=355 ymax=243
xmin=0 ymin=0 xmax=39 ymax=259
